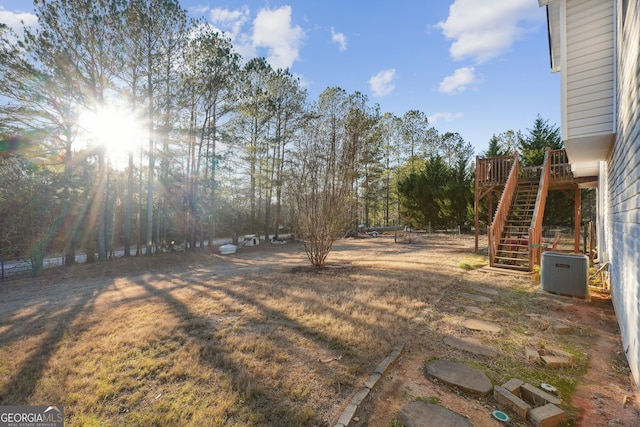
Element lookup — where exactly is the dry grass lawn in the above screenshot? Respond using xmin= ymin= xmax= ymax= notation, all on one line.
xmin=0 ymin=233 xmax=637 ymax=426
xmin=0 ymin=235 xmax=455 ymax=426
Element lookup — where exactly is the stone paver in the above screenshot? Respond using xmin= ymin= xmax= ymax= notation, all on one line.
xmin=461 ymin=292 xmax=493 ymax=303
xmin=399 ymin=401 xmax=472 ymax=427
xmin=472 ymin=286 xmax=499 ymax=296
xmin=463 ymin=318 xmax=501 ymax=333
xmin=443 ymin=335 xmax=498 ymax=357
xmin=425 ymin=359 xmax=493 ymax=396
xmin=463 ymin=305 xmax=484 ymax=314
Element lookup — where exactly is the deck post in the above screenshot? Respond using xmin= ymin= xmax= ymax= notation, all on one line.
xmin=574 ymin=184 xmax=581 ymax=253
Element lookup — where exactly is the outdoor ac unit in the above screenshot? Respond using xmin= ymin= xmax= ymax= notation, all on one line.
xmin=541 ymin=252 xmax=588 ymax=298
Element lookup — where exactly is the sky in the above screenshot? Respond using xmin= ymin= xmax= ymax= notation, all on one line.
xmin=0 ymin=0 xmax=561 ymax=155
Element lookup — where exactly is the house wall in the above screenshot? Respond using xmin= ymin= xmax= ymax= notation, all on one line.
xmin=607 ymin=0 xmax=640 ymax=390
xmin=564 ymin=0 xmax=615 ymax=139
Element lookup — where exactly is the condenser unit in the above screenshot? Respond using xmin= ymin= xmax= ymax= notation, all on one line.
xmin=541 ymin=252 xmax=588 ymax=298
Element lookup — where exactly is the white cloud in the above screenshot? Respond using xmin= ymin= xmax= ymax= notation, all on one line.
xmin=437 ymin=0 xmax=541 ymax=63
xmin=207 ymin=6 xmax=255 ymax=59
xmin=368 ymin=69 xmax=396 ymax=97
xmin=0 ymin=7 xmax=37 ymax=35
xmin=428 ymin=112 xmax=464 ymax=124
xmin=331 ymin=27 xmax=347 ymax=52
xmin=438 ymin=67 xmax=478 ymax=94
xmin=252 ymin=6 xmax=304 ymax=70
xmin=210 ymin=6 xmax=250 ymax=39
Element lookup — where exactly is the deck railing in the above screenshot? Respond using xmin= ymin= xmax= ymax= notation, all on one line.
xmin=488 ymin=152 xmax=519 ymax=267
xmin=476 ymin=154 xmax=516 ymax=187
xmin=528 ymin=148 xmax=552 ymax=270
xmin=548 ymin=149 xmax=572 ymax=182
xmin=477 ymin=149 xmax=571 ymax=187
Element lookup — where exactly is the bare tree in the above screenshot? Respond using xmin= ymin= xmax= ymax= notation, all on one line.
xmin=288 ymin=87 xmax=357 ymax=267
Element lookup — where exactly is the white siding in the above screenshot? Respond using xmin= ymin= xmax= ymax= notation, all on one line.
xmin=607 ymin=0 xmax=640 ymax=391
xmin=565 ymin=0 xmax=615 ymax=140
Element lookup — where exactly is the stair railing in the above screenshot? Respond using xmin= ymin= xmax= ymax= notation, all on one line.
xmin=488 ymin=152 xmax=519 ymax=267
xmin=528 ymin=148 xmax=551 ymax=270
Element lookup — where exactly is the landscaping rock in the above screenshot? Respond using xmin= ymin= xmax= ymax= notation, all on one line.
xmin=425 ymin=359 xmax=493 ymax=396
xmin=463 ymin=318 xmax=501 ymax=333
xmin=443 ymin=335 xmax=498 ymax=357
xmin=399 ymin=401 xmax=472 ymax=427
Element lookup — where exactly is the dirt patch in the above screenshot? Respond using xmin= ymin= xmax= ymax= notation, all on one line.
xmin=0 ymin=234 xmax=638 ymax=426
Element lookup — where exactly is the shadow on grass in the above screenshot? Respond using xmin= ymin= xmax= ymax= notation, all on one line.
xmin=0 ymin=277 xmax=116 ymax=405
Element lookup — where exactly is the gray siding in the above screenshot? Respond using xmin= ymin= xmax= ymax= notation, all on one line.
xmin=565 ymin=0 xmax=615 ymax=139
xmin=607 ymin=0 xmax=640 ymax=390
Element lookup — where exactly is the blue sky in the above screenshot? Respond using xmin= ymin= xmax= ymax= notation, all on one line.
xmin=0 ymin=0 xmax=560 ymax=155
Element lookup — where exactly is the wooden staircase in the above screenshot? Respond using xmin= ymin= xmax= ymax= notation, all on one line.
xmin=488 ymin=149 xmax=553 ymax=272
xmin=493 ymin=179 xmax=539 ymax=271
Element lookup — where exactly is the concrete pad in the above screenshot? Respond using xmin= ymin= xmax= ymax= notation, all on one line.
xmin=461 ymin=292 xmax=493 ymax=303
xmin=528 ymin=403 xmax=567 ymax=427
xmin=463 ymin=318 xmax=501 ymax=333
xmin=425 ymin=359 xmax=493 ymax=396
xmin=399 ymin=401 xmax=472 ymax=427
xmin=443 ymin=335 xmax=498 ymax=357
xmin=472 ymin=286 xmax=499 ymax=296
xmin=463 ymin=305 xmax=484 ymax=314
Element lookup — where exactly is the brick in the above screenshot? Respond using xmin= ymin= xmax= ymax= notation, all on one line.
xmin=494 ymin=385 xmax=532 ymax=419
xmin=375 ymin=352 xmax=399 ymax=374
xmin=541 ymin=355 xmax=572 ymax=368
xmin=364 ymin=373 xmax=381 ymax=390
xmin=552 ymin=322 xmax=571 ymax=334
xmin=527 ymin=403 xmax=567 ymax=427
xmin=525 ymin=346 xmax=541 ymax=362
xmin=521 ymin=383 xmax=562 ymax=406
xmin=528 ymin=337 xmax=543 ymax=347
xmin=350 ymin=387 xmax=370 ymax=407
xmin=336 ymin=402 xmax=358 ymax=426
xmin=544 ymin=346 xmax=575 ymax=363
xmin=501 ymin=378 xmax=524 ymax=395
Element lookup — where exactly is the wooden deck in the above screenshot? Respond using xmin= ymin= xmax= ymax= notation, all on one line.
xmin=474 ymin=149 xmax=597 ymax=271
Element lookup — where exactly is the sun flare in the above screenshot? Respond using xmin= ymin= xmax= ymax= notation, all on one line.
xmin=78 ymin=106 xmax=144 ymax=166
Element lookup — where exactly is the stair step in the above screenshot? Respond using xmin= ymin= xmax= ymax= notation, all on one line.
xmin=493 ymin=262 xmax=530 ymax=272
xmin=494 ymin=255 xmax=529 ymax=263
xmin=498 ymin=245 xmax=528 ymax=251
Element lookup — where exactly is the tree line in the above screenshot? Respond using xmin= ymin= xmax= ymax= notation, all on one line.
xmin=0 ymin=0 xmax=558 ymax=271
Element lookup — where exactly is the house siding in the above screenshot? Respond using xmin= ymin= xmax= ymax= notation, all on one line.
xmin=607 ymin=0 xmax=640 ymax=389
xmin=565 ymin=0 xmax=615 ymax=139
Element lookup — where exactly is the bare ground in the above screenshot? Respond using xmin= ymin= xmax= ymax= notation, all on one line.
xmin=0 ymin=234 xmax=638 ymax=426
